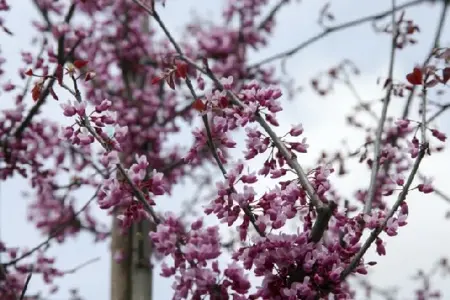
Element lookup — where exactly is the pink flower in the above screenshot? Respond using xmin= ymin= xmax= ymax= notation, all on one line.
xmin=220 ymin=75 xmax=233 ymax=89
xmin=289 ymin=124 xmax=304 ymax=136
xmin=431 ymin=129 xmax=446 ymax=142
xmin=95 ymin=99 xmax=112 ymax=112
xmin=100 ymin=150 xmax=119 ymax=166
xmin=61 ymin=101 xmax=76 ymax=117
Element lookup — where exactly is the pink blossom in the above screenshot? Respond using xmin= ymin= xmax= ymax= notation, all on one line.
xmin=60 ymin=101 xmax=76 ymax=117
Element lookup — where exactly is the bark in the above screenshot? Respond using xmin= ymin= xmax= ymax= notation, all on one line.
xmin=110 ymin=13 xmax=153 ymax=300
xmin=110 ymin=215 xmax=153 ymax=300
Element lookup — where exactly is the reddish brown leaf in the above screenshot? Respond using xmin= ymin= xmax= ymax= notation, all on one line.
xmin=31 ymin=84 xmax=41 ymax=102
xmin=192 ymin=99 xmax=206 ymax=112
xmin=175 ymin=62 xmax=187 ymax=79
xmin=442 ymin=67 xmax=450 ymax=84
xmin=49 ymin=87 xmax=59 ymax=101
xmin=25 ymin=69 xmax=33 ymax=76
xmin=73 ymin=60 xmax=88 ymax=69
xmin=151 ymin=76 xmax=161 ymax=85
xmin=406 ymin=67 xmax=422 ymax=85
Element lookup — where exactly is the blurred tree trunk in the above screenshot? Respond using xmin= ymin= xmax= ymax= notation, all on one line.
xmin=110 ymin=215 xmax=153 ymax=300
xmin=110 ymin=14 xmax=153 ymax=300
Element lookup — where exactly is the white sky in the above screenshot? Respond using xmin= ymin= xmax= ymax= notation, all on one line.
xmin=1 ymin=0 xmax=450 ymax=299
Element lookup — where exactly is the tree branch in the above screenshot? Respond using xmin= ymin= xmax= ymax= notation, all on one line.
xmin=248 ymin=0 xmax=425 ymax=69
xmin=364 ymin=0 xmax=399 ymax=214
xmin=341 ymin=144 xmax=428 ymax=280
xmin=138 ymin=2 xmax=334 ymax=241
xmin=4 ymin=188 xmax=100 ymax=267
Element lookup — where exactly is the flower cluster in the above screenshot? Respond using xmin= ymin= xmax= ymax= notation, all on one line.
xmin=151 ymin=213 xmax=251 ymax=299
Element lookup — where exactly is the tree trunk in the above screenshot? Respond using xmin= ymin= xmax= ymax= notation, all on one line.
xmin=110 ymin=215 xmax=153 ymax=300
xmin=110 ymin=13 xmax=153 ymax=300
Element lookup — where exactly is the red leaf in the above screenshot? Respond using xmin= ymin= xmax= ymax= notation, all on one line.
xmin=406 ymin=67 xmax=422 ymax=85
xmin=31 ymin=84 xmax=41 ymax=102
xmin=192 ymin=99 xmax=206 ymax=112
xmin=25 ymin=69 xmax=33 ymax=76
xmin=442 ymin=67 xmax=450 ymax=84
xmin=175 ymin=62 xmax=187 ymax=79
xmin=49 ymin=87 xmax=59 ymax=101
xmin=73 ymin=60 xmax=88 ymax=69
xmin=151 ymin=76 xmax=161 ymax=85
xmin=55 ymin=64 xmax=63 ymax=85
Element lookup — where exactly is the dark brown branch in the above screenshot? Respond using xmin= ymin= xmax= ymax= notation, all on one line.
xmin=257 ymin=0 xmax=290 ymax=30
xmin=19 ymin=270 xmax=33 ymax=300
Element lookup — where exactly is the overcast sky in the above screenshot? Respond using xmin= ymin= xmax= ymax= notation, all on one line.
xmin=1 ymin=0 xmax=450 ymax=299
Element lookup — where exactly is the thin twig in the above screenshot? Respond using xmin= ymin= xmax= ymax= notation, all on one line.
xmin=341 ymin=72 xmax=379 ymax=121
xmin=420 ymin=85 xmax=428 ymax=146
xmin=401 ymin=0 xmax=449 ymax=119
xmin=431 ymin=187 xmax=450 ymax=203
xmin=67 ymin=144 xmax=109 ymax=178
xmin=364 ymin=0 xmax=399 ymax=214
xmin=19 ymin=270 xmax=33 ymax=300
xmin=427 ymin=102 xmax=450 ymax=123
xmin=257 ymin=0 xmax=290 ymax=30
xmin=63 ymin=257 xmax=100 ymax=274
xmin=248 ymin=0 xmax=425 ymax=69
